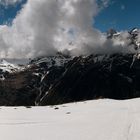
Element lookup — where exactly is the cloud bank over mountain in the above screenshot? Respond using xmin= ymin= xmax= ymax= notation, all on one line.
xmin=0 ymin=0 xmax=138 ymax=58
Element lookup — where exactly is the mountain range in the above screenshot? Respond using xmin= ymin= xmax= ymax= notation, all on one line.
xmin=1 ymin=28 xmax=140 ymax=106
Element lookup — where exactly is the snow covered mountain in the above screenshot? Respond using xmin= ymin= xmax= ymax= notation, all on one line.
xmin=107 ymin=28 xmax=140 ymax=49
xmin=0 ymin=52 xmax=140 ymax=106
xmin=0 ymin=59 xmax=25 ymax=81
xmin=0 ymin=59 xmax=20 ymax=72
xmin=1 ymin=29 xmax=140 ymax=106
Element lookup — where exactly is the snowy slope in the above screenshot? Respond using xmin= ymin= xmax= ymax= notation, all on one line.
xmin=0 ymin=59 xmax=25 ymax=80
xmin=0 ymin=59 xmax=23 ymax=73
xmin=0 ymin=99 xmax=140 ymax=140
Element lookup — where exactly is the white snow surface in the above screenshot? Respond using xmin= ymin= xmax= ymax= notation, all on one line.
xmin=1 ymin=99 xmax=140 ymax=140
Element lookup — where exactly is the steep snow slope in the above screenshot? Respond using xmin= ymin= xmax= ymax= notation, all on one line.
xmin=0 ymin=59 xmax=25 ymax=80
xmin=0 ymin=99 xmax=140 ymax=140
xmin=0 ymin=60 xmax=20 ymax=73
xmin=0 ymin=59 xmax=25 ymax=74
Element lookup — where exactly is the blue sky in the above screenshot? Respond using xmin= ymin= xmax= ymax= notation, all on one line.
xmin=95 ymin=0 xmax=140 ymax=31
xmin=0 ymin=0 xmax=27 ymax=25
xmin=0 ymin=0 xmax=140 ymax=32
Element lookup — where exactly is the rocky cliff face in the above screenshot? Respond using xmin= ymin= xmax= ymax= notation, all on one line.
xmin=1 ymin=53 xmax=140 ymax=106
xmin=38 ymin=53 xmax=140 ymax=105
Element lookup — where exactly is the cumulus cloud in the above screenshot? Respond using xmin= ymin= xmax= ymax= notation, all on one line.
xmin=0 ymin=0 xmax=103 ymax=58
xmin=0 ymin=0 xmax=138 ymax=58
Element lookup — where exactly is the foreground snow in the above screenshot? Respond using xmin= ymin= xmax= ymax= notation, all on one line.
xmin=0 ymin=99 xmax=140 ymax=140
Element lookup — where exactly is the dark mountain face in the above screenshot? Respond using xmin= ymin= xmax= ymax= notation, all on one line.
xmin=0 ymin=53 xmax=71 ymax=106
xmin=38 ymin=53 xmax=140 ymax=105
xmin=1 ymin=52 xmax=140 ymax=106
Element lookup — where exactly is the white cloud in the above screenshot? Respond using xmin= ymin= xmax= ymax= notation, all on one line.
xmin=0 ymin=0 xmax=104 ymax=58
xmin=0 ymin=0 xmax=138 ymax=58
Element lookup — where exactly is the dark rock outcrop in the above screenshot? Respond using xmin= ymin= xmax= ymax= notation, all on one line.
xmin=1 ymin=52 xmax=140 ymax=106
xmin=39 ymin=54 xmax=140 ymax=105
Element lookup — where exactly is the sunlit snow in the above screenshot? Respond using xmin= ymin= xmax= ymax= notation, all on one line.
xmin=0 ymin=99 xmax=140 ymax=140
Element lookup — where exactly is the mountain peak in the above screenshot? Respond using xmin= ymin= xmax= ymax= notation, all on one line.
xmin=107 ymin=28 xmax=117 ymax=38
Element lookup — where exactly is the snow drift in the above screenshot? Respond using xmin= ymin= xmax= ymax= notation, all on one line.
xmin=0 ymin=99 xmax=140 ymax=140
